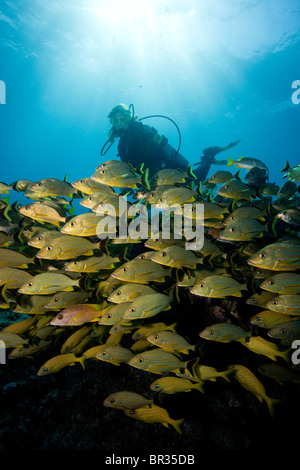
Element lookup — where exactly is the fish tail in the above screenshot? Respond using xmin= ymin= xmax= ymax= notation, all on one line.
xmin=226 ymin=157 xmax=235 ymax=167
xmin=281 ymin=161 xmax=290 ymax=173
xmin=136 ymin=162 xmax=145 ymax=174
xmin=280 ymin=348 xmax=291 ymax=363
xmin=172 ymin=418 xmax=184 ymax=434
xmin=221 ymin=369 xmax=233 ymax=382
xmin=169 ymin=322 xmax=178 ymax=333
xmin=141 ymin=168 xmax=151 ymax=190
xmin=268 ymin=215 xmax=278 ymax=238
xmin=187 ymin=164 xmax=197 ymax=180
xmin=234 ymin=170 xmax=242 ymax=181
xmin=266 ymin=397 xmax=281 ymax=418
xmin=77 ymin=356 xmax=86 ymax=370
xmin=193 ymin=381 xmax=205 ymax=393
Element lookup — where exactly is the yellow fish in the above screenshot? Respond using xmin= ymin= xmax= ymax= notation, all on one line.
xmin=151 ymin=245 xmax=203 ymax=269
xmin=150 ymin=376 xmax=204 ymax=394
xmin=95 ymin=345 xmax=134 ymax=366
xmin=122 ymin=294 xmax=172 ymax=321
xmin=36 ymin=235 xmax=99 ymax=260
xmin=26 ymin=178 xmax=77 ymax=198
xmin=199 ymin=323 xmax=251 ymax=342
xmin=60 ymin=325 xmax=91 ymax=354
xmin=0 ymin=248 xmax=35 ymax=269
xmin=237 ymin=336 xmax=290 ymax=362
xmin=103 ymin=391 xmax=153 ymax=409
xmin=128 ymin=349 xmax=188 ymax=375
xmin=108 ymin=283 xmax=157 ymax=303
xmin=18 ymin=200 xmax=68 ymax=227
xmin=65 ymin=254 xmax=119 ymax=272
xmin=37 ymin=353 xmax=85 ymax=375
xmin=146 ymin=330 xmax=195 ymax=354
xmin=111 ymin=259 xmax=172 ymax=284
xmin=124 ymin=404 xmax=184 ymax=434
xmin=191 ymin=275 xmax=247 ymax=298
xmin=229 ymin=364 xmax=281 ymax=417
xmin=18 ymin=272 xmax=80 ymax=295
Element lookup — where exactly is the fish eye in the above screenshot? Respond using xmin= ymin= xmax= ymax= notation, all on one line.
xmin=54 ymin=297 xmax=59 ymax=302
xmin=154 ymin=384 xmax=160 ymax=389
xmin=73 ymin=261 xmax=78 ymax=265
xmin=135 ymin=333 xmax=140 ymax=338
xmin=129 ymin=410 xmax=135 ymax=415
xmin=272 ymin=300 xmax=278 ymax=305
xmin=107 ymin=314 xmax=112 ymax=319
xmin=259 ymin=253 xmax=266 ymax=258
xmin=100 ymin=170 xmax=105 ymax=174
xmin=70 ymin=221 xmax=75 ymax=227
xmin=199 ymin=283 xmax=204 ymax=288
xmin=27 ymin=282 xmax=33 ymax=287
xmin=154 ymin=335 xmax=159 ymax=339
xmin=256 ymin=317 xmax=261 ymax=321
xmin=280 ymin=329 xmax=286 ymax=334
xmin=269 ymin=279 xmax=275 ymax=285
xmin=123 ymin=267 xmax=127 ymax=272
xmin=162 ymin=251 xmax=167 ymax=257
xmin=138 ymin=357 xmax=144 ymax=363
xmin=116 ymin=291 xmax=121 ymax=295
xmin=130 ymin=308 xmax=136 ymax=313
xmin=57 ymin=314 xmax=63 ymax=320
xmin=158 ymin=198 xmax=163 ymax=202
xmin=46 ymin=245 xmax=53 ymax=251
xmin=37 ymin=236 xmax=43 ymax=240
xmin=26 ymin=205 xmax=30 ymax=210
xmin=229 ymin=227 xmax=235 ymax=232
xmin=109 ymin=398 xmax=115 ymax=404
xmin=208 ymin=330 xmax=214 ymax=335
xmin=42 ymin=367 xmax=48 ymax=373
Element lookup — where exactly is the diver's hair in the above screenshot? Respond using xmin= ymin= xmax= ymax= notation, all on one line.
xmin=108 ymin=104 xmax=131 ymax=119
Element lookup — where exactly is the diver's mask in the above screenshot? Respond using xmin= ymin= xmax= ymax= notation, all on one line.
xmin=110 ymin=112 xmax=132 ymax=131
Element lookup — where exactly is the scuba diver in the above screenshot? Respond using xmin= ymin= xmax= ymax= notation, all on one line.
xmin=102 ymin=103 xmax=240 ymax=180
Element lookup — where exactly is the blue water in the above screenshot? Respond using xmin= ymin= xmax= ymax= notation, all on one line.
xmin=0 ymin=0 xmax=299 ymax=194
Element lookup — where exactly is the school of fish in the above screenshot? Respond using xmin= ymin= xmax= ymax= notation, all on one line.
xmin=0 ymin=156 xmax=300 ymax=435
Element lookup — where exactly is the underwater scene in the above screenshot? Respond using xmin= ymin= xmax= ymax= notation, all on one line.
xmin=1 ymin=0 xmax=300 ymax=457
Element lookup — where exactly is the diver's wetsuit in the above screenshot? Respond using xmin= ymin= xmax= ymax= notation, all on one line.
xmin=116 ymin=120 xmax=211 ymax=180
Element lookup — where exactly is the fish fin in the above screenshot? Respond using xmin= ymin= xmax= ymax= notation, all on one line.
xmin=194 ymin=382 xmax=205 ymax=393
xmin=169 ymin=322 xmax=178 ymax=333
xmin=281 ymin=161 xmax=290 ymax=173
xmin=77 ymin=356 xmax=86 ymax=370
xmin=187 ymin=164 xmax=197 ymax=180
xmin=99 ymin=237 xmax=110 ymax=255
xmin=226 ymin=157 xmax=234 ymax=167
xmin=222 ymin=369 xmax=233 ymax=382
xmin=234 ymin=170 xmax=242 ymax=181
xmin=63 ymin=287 xmax=75 ymax=291
xmin=172 ymin=418 xmax=184 ymax=435
xmin=141 ymin=168 xmax=151 ymax=190
xmin=268 ymin=215 xmax=278 ymax=238
xmin=266 ymin=398 xmax=282 ymax=418
xmin=234 ymin=291 xmax=243 ymax=297
xmin=281 ymin=348 xmax=291 ymax=364
xmin=84 ymin=250 xmax=94 ymax=256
